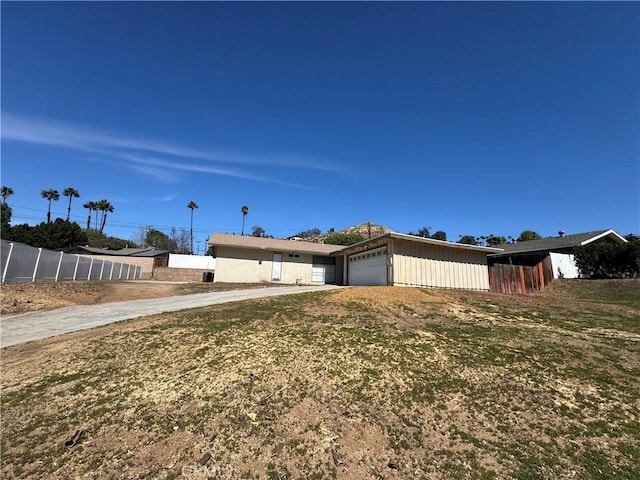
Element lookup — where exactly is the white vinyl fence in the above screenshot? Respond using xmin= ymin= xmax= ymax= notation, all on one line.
xmin=1 ymin=241 xmax=142 ymax=283
xmin=168 ymin=253 xmax=216 ymax=269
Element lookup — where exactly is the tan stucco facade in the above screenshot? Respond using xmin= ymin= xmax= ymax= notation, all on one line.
xmin=213 ymin=246 xmax=328 ymax=284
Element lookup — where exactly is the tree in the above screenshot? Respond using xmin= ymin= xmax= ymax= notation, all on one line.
xmin=83 ymin=201 xmax=97 ymax=230
xmin=187 ymin=201 xmax=198 ymax=254
xmin=458 ymin=235 xmax=478 ymax=245
xmin=252 ymin=225 xmax=266 ymax=237
xmin=324 ymin=232 xmax=365 ymax=246
xmin=431 ymin=231 xmax=447 ymax=241
xmin=145 ymin=228 xmax=178 ymax=252
xmin=86 ymin=230 xmax=137 ymax=249
xmin=296 ymin=228 xmax=322 ymax=238
xmin=241 ymin=205 xmax=249 ymax=235
xmin=485 ymin=234 xmax=507 ymax=247
xmin=408 ymin=227 xmax=431 ymax=238
xmin=97 ymin=199 xmax=114 ymax=233
xmin=517 ymin=230 xmax=542 ymax=242
xmin=1 ymin=202 xmax=12 ymax=230
xmin=3 ymin=219 xmax=87 ymax=249
xmin=62 ymin=187 xmax=80 ymax=221
xmin=131 ymin=226 xmax=152 ymax=247
xmin=41 ymin=189 xmax=60 ymax=223
xmin=1 ymin=186 xmax=14 ymax=204
xmin=169 ymin=227 xmax=191 ymax=254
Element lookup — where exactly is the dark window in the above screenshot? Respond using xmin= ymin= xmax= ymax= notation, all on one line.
xmin=312 ymin=255 xmax=335 ymax=265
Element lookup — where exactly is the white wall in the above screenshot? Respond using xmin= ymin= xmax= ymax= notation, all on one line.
xmin=549 ymin=252 xmax=580 ymax=279
xmin=168 ymin=253 xmax=216 ymax=269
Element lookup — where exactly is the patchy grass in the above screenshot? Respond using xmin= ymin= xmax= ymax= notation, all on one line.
xmin=1 ymin=280 xmax=639 ymax=479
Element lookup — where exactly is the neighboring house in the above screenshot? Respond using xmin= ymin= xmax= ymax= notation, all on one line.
xmin=207 ymin=232 xmax=501 ymax=290
xmin=488 ymin=229 xmax=628 ymax=279
xmin=63 ymin=246 xmax=170 ymax=279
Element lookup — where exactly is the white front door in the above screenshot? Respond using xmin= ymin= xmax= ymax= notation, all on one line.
xmin=271 ymin=253 xmax=282 ymax=281
xmin=312 ymin=265 xmax=325 ymax=282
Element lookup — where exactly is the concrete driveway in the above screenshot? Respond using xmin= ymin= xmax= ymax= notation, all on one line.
xmin=0 ymin=284 xmax=341 ymax=348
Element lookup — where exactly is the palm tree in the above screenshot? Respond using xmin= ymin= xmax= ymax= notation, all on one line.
xmin=83 ymin=201 xmax=97 ymax=230
xmin=241 ymin=205 xmax=249 ymax=235
xmin=98 ymin=200 xmax=114 ymax=233
xmin=41 ymin=189 xmax=60 ymax=223
xmin=62 ymin=187 xmax=80 ymax=221
xmin=187 ymin=201 xmax=198 ymax=254
xmin=1 ymin=186 xmax=14 ymax=204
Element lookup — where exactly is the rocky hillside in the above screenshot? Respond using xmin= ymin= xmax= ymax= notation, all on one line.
xmin=306 ymin=222 xmax=392 ymax=243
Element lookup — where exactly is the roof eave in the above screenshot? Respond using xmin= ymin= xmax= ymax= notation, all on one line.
xmin=579 ymin=229 xmax=628 ymax=246
xmin=336 ymin=232 xmax=503 ymax=255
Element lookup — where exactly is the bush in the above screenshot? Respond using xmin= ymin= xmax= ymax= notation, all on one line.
xmin=574 ymin=241 xmax=640 ymax=278
xmin=86 ymin=230 xmax=137 ymax=249
xmin=324 ymin=232 xmax=365 ymax=246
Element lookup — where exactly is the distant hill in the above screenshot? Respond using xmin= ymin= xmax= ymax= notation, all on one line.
xmin=301 ymin=222 xmax=392 ymax=244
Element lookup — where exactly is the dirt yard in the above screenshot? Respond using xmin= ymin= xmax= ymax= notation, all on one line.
xmin=0 ymin=281 xmax=273 ymax=315
xmin=1 ymin=280 xmax=639 ymax=479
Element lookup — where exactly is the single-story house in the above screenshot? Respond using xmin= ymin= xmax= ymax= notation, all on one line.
xmin=207 ymin=232 xmax=502 ymax=290
xmin=207 ymin=234 xmax=341 ymax=284
xmin=488 ymin=229 xmax=628 ymax=279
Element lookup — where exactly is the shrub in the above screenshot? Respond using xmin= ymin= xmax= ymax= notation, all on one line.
xmin=574 ymin=241 xmax=640 ymax=278
xmin=324 ymin=232 xmax=365 ymax=246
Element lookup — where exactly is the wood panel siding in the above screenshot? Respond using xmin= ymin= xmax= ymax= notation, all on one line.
xmin=392 ymin=239 xmax=490 ymax=291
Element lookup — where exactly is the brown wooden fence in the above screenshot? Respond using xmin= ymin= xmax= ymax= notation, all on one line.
xmin=489 ymin=256 xmax=554 ymax=295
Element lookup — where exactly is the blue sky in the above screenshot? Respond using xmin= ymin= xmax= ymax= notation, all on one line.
xmin=2 ymin=1 xmax=638 ymax=248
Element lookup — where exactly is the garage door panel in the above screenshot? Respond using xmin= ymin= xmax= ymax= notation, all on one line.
xmin=348 ymin=249 xmax=387 ymax=286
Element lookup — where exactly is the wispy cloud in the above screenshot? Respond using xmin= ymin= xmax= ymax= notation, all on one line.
xmin=1 ymin=113 xmax=343 ymax=185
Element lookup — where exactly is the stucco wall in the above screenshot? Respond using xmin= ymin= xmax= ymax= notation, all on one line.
xmin=213 ymin=246 xmax=319 ymax=284
xmin=391 ymin=239 xmax=490 ymax=291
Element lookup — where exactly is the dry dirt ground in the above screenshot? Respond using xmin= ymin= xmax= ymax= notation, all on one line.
xmin=1 ymin=280 xmax=639 ymax=480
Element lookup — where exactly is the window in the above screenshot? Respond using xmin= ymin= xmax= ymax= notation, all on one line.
xmin=312 ymin=256 xmax=335 ymax=265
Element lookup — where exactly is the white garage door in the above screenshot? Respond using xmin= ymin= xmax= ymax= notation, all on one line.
xmin=348 ymin=247 xmax=387 ymax=286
